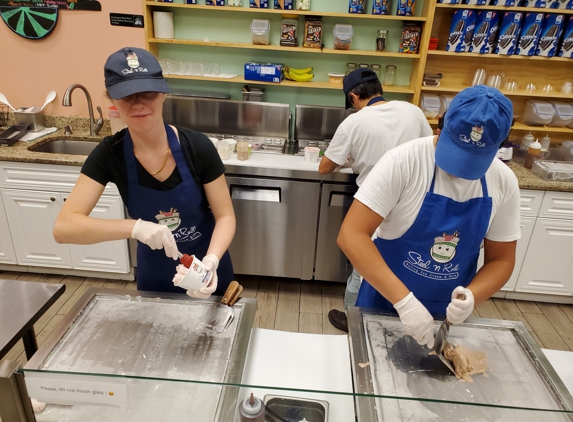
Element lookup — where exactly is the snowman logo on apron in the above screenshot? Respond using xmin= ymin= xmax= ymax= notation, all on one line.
xmin=430 ymin=232 xmax=460 ymax=263
xmin=156 ymin=209 xmax=181 ymax=231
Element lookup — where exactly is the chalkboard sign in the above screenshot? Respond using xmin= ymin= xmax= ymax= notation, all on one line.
xmin=0 ymin=0 xmax=101 ymax=39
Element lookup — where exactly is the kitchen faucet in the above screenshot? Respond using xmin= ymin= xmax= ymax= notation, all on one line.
xmin=62 ymin=84 xmax=104 ymax=136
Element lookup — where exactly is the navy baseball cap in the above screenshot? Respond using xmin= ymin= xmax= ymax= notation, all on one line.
xmin=104 ymin=47 xmax=170 ymax=100
xmin=436 ymin=86 xmax=513 ymax=180
xmin=343 ymin=68 xmax=379 ymax=109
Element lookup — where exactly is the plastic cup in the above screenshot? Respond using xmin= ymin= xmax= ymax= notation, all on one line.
xmin=217 ymin=140 xmax=230 ymax=160
xmin=174 ymin=255 xmax=213 ymax=291
xmin=304 ymin=147 xmax=320 ymax=163
xmin=472 ymin=69 xmax=486 ymax=86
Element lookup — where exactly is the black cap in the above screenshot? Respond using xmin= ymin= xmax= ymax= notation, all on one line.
xmin=104 ymin=47 xmax=170 ymax=100
xmin=343 ymin=68 xmax=379 ymax=109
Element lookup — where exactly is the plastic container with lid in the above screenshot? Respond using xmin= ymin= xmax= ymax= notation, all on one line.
xmin=420 ymin=94 xmax=441 ymax=119
xmin=438 ymin=94 xmax=455 ymax=116
xmin=523 ymin=100 xmax=556 ymax=126
xmin=251 ymin=19 xmax=271 ymax=45
xmin=333 ymin=24 xmax=353 ymax=50
xmin=560 ymin=141 xmax=573 ymax=162
xmin=524 ymin=139 xmax=542 ymax=169
xmin=547 ymin=102 xmax=573 ymax=127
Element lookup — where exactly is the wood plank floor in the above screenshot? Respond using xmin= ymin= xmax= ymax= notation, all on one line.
xmin=3 ymin=270 xmax=573 ymax=366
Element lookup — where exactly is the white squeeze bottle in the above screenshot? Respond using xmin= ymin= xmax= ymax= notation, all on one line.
xmin=524 ymin=139 xmax=541 ymax=170
xmin=239 ymin=393 xmax=265 ymax=422
xmin=521 ymin=131 xmax=534 ymax=151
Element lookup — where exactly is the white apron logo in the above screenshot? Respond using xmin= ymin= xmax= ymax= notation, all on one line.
xmin=430 ymin=231 xmax=460 ymax=263
xmin=155 ymin=209 xmax=202 ymax=243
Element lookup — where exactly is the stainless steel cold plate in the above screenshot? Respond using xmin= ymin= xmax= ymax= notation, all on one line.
xmin=348 ymin=307 xmax=573 ymax=422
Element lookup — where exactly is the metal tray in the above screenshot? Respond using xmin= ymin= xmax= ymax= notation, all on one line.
xmin=25 ymin=288 xmax=256 ymax=422
xmin=348 ymin=307 xmax=573 ymax=422
xmin=0 ymin=124 xmax=28 ymax=146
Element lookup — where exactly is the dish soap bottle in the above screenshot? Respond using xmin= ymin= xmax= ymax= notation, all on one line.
xmin=524 ymin=138 xmax=541 ymax=169
xmin=239 ymin=393 xmax=265 ymax=422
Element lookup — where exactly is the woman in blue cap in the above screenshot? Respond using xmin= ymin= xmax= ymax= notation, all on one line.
xmin=54 ymin=47 xmax=235 ymax=298
xmin=338 ymin=85 xmax=520 ymax=348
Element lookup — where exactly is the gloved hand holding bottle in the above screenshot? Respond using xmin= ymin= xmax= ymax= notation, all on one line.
xmin=186 ymin=254 xmax=219 ymax=299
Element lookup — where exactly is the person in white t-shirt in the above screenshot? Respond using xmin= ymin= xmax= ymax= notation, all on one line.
xmin=338 ymin=86 xmax=520 ymax=348
xmin=319 ymin=68 xmax=433 ymax=332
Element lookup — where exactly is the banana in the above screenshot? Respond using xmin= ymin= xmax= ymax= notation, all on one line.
xmin=289 ymin=67 xmax=313 ymax=75
xmin=283 ymin=68 xmax=294 ymax=81
xmin=290 ymin=72 xmax=314 ymax=82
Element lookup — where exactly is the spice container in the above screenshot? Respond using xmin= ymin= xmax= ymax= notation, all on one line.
xmin=376 ymin=29 xmax=388 ymax=51
xmin=524 ymin=139 xmax=541 ymax=170
xmin=280 ymin=15 xmax=298 ymax=47
xmin=251 ymin=19 xmax=271 ymax=45
xmin=345 ymin=62 xmax=357 ymax=75
xmin=303 ymin=16 xmax=322 ymax=49
xmin=333 ymin=24 xmax=353 ymax=50
xmin=383 ymin=65 xmax=396 ymax=86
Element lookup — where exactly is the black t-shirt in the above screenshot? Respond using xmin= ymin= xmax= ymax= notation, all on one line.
xmin=81 ymin=125 xmax=225 ymax=205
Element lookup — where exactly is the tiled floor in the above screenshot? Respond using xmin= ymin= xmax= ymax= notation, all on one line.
xmin=3 ymin=270 xmax=573 ymax=366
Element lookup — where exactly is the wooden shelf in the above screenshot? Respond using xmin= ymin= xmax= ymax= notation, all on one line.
xmin=427 ymin=118 xmax=573 ymax=134
xmin=146 ymin=2 xmax=428 ymax=20
xmin=163 ymin=73 xmax=416 ymax=93
xmin=421 ymin=84 xmax=573 ymax=99
xmin=149 ymin=38 xmax=421 ymax=58
xmin=435 ymin=3 xmax=573 ymax=14
xmin=427 ymin=50 xmax=573 ymax=62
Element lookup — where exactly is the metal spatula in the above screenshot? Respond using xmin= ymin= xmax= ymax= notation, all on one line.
xmin=434 ymin=319 xmax=456 ymax=375
xmin=204 ymin=281 xmax=243 ymax=333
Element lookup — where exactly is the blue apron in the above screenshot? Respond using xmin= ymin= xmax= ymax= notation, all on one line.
xmin=124 ymin=124 xmax=234 ymax=294
xmin=356 ymin=168 xmax=492 ymax=315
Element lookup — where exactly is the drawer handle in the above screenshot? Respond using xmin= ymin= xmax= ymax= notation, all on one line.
xmin=230 ymin=185 xmax=281 ymax=202
xmin=50 ymin=197 xmax=56 ymax=202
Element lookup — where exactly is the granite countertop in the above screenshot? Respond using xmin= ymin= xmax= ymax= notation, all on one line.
xmin=1 ymin=124 xmax=572 ymax=193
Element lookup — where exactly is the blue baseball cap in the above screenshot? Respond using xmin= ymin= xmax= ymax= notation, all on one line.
xmin=436 ymin=86 xmax=513 ymax=180
xmin=104 ymin=47 xmax=170 ymax=100
xmin=343 ymin=68 xmax=380 ymax=109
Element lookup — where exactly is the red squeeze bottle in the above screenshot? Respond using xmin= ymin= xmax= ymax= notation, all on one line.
xmin=180 ymin=254 xmax=193 ymax=269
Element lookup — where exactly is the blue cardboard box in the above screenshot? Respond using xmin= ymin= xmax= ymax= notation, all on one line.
xmin=559 ymin=16 xmax=573 ymax=57
xmin=274 ymin=0 xmax=293 ymax=9
xmin=348 ymin=0 xmax=366 ymax=13
xmin=495 ymin=12 xmax=523 ymax=54
xmin=470 ymin=11 xmax=501 ymax=54
xmin=250 ymin=0 xmax=269 ymax=7
xmin=206 ymin=0 xmax=225 ymax=5
xmin=516 ymin=13 xmax=544 ymax=55
xmin=397 ymin=0 xmax=416 ymax=16
xmin=536 ymin=13 xmax=566 ymax=56
xmin=446 ymin=10 xmax=476 ymax=52
xmin=372 ymin=0 xmax=392 ymax=14
xmin=491 ymin=0 xmax=516 ymax=6
xmin=244 ymin=62 xmax=283 ymax=83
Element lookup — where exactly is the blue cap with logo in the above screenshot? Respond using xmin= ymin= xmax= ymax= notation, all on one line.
xmin=104 ymin=47 xmax=170 ymax=100
xmin=436 ymin=85 xmax=513 ymax=180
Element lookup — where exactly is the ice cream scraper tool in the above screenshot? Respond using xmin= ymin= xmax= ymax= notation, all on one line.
xmin=434 ymin=292 xmax=466 ymax=375
xmin=204 ymin=281 xmax=243 ymax=333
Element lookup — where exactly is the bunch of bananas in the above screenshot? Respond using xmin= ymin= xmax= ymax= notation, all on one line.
xmin=283 ymin=66 xmax=314 ymax=82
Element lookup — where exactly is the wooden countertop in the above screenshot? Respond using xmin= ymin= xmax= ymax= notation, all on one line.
xmin=1 ymin=129 xmax=572 ymax=193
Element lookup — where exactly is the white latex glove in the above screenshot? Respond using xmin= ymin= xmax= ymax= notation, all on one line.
xmin=394 ymin=292 xmax=435 ymax=349
xmin=186 ymin=254 xmax=219 ymax=299
xmin=446 ymin=286 xmax=475 ymax=325
xmin=131 ymin=219 xmax=178 ymax=260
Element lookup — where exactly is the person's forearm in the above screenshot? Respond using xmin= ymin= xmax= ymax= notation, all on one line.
xmin=467 ymin=259 xmax=514 ymax=304
xmin=206 ymin=214 xmax=236 ymax=259
xmin=54 ymin=212 xmax=136 ymax=245
xmin=338 ymin=230 xmax=409 ymax=305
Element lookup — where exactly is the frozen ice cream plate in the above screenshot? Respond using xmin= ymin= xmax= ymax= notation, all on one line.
xmin=264 ymin=394 xmax=329 ymax=422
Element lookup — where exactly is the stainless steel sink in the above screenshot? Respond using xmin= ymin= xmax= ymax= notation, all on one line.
xmin=28 ymin=138 xmax=101 ymax=155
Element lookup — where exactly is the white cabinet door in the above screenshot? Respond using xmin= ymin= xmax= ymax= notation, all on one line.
xmin=0 ymin=193 xmax=17 ymax=264
xmin=1 ymin=189 xmax=72 ymax=268
xmin=69 ymin=195 xmax=130 ymax=273
xmin=519 ymin=189 xmax=545 ymax=218
xmin=516 ymin=218 xmax=573 ymax=295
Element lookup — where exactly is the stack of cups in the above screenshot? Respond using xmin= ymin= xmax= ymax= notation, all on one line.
xmin=304 ymin=146 xmax=320 ymax=162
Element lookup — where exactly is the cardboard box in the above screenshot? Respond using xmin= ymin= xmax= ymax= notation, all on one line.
xmin=446 ymin=9 xmax=476 ymax=52
xmin=250 ymin=0 xmax=269 ymax=7
xmin=490 ymin=0 xmax=516 ymax=6
xmin=244 ymin=62 xmax=283 ymax=83
xmin=274 ymin=0 xmax=293 ymax=9
xmin=396 ymin=0 xmax=415 ymax=16
xmin=206 ymin=0 xmax=224 ymax=5
xmin=495 ymin=12 xmax=523 ymax=55
xmin=470 ymin=11 xmax=501 ymax=54
xmin=536 ymin=13 xmax=565 ymax=56
xmin=372 ymin=0 xmax=391 ymax=14
xmin=516 ymin=12 xmax=544 ymax=55
xmin=558 ymin=16 xmax=573 ymax=57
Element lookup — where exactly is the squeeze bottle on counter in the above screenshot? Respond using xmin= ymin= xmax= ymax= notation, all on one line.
xmin=239 ymin=393 xmax=265 ymax=422
xmin=540 ymin=134 xmax=551 ymax=151
xmin=521 ymin=132 xmax=534 ymax=151
xmin=524 ymin=139 xmax=542 ymax=169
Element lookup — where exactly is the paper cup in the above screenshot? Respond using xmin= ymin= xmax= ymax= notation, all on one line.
xmin=304 ymin=146 xmax=320 ymax=163
xmin=174 ymin=255 xmax=213 ymax=291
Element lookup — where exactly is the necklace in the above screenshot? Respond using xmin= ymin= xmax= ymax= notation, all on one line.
xmin=135 ymin=146 xmax=171 ymax=176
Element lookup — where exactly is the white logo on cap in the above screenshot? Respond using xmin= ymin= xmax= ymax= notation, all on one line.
xmin=127 ymin=52 xmax=139 ymax=69
xmin=459 ymin=125 xmax=485 ymax=147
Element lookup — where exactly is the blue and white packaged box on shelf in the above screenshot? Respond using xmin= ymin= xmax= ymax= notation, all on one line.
xmin=558 ymin=16 xmax=573 ymax=57
xmin=447 ymin=9 xmax=476 ymax=52
xmin=536 ymin=13 xmax=566 ymax=56
xmin=437 ymin=0 xmax=460 ymax=4
xmin=372 ymin=0 xmax=391 ymax=14
xmin=244 ymin=63 xmax=283 ymax=83
xmin=274 ymin=0 xmax=293 ymax=9
xmin=491 ymin=0 xmax=516 ymax=7
xmin=348 ymin=0 xmax=366 ymax=13
xmin=470 ymin=10 xmax=501 ymax=54
xmin=250 ymin=0 xmax=269 ymax=7
xmin=495 ymin=12 xmax=523 ymax=55
xmin=206 ymin=0 xmax=225 ymax=5
xmin=516 ymin=12 xmax=544 ymax=55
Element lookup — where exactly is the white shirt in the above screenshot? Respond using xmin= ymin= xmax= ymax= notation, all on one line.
xmin=355 ymin=136 xmax=521 ymax=242
xmin=325 ymin=101 xmax=433 ymax=186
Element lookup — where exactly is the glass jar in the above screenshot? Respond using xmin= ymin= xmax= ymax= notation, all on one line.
xmin=358 ymin=63 xmax=370 ymax=69
xmin=383 ymin=65 xmax=396 ymax=86
xmin=376 ymin=29 xmax=388 ymax=52
xmin=345 ymin=62 xmax=357 ymax=75
xmin=371 ymin=64 xmax=382 ymax=79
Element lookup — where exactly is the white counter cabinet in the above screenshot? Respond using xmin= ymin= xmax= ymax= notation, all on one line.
xmin=0 ymin=161 xmax=132 ymax=278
